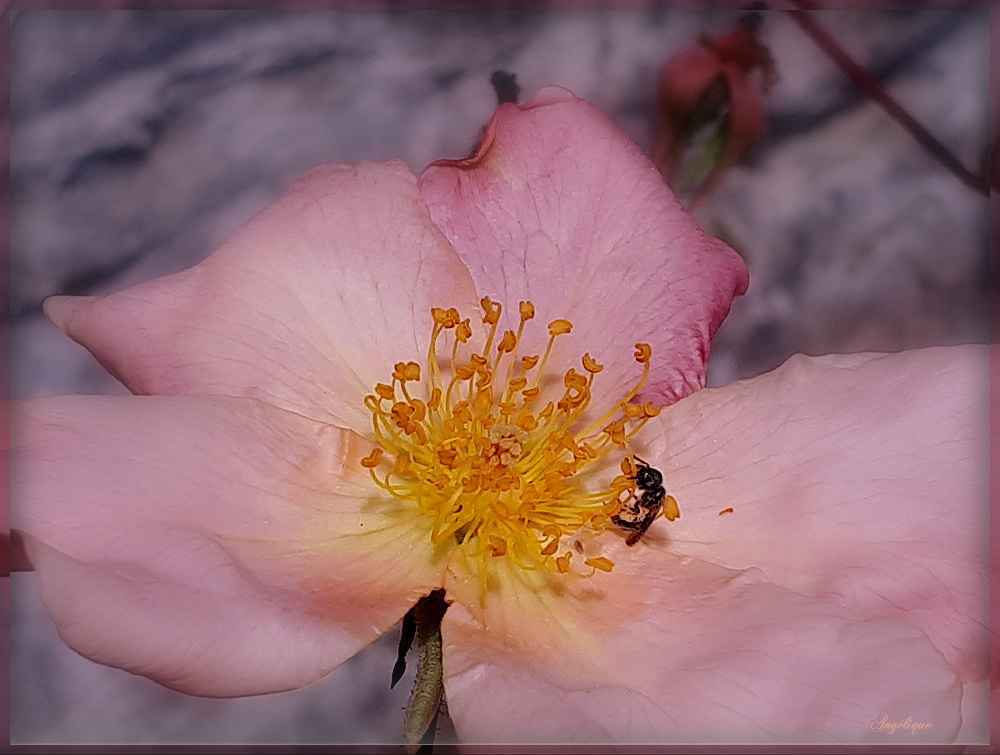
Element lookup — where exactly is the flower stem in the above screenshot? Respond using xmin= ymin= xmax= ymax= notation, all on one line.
xmin=403 ymin=590 xmax=449 ymax=753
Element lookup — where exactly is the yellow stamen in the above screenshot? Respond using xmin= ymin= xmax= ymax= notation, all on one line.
xmin=361 ymin=302 xmax=675 ymax=586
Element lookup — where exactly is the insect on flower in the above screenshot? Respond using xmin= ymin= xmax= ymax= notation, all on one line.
xmin=611 ymin=456 xmax=678 ymax=545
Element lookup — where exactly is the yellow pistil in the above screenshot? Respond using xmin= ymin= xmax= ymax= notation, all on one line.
xmin=362 ymin=298 xmax=669 ymax=586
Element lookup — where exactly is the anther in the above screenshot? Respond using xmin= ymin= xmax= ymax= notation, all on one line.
xmin=360 ymin=448 xmax=384 ymax=468
xmin=582 ymin=353 xmax=603 ymax=373
xmin=498 ymin=331 xmax=517 ymax=354
xmin=585 ymin=556 xmax=614 ymax=573
xmin=393 ymin=361 xmax=421 ymax=382
xmin=549 ymin=319 xmax=573 ymax=336
xmin=481 ymin=297 xmax=501 ymax=325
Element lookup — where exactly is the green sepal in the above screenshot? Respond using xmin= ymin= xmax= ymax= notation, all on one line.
xmin=402 ymin=590 xmax=448 ymax=752
xmin=675 ymin=125 xmax=728 ymax=194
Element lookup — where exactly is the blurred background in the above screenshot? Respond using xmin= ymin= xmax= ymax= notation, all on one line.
xmin=9 ymin=7 xmax=990 ymax=748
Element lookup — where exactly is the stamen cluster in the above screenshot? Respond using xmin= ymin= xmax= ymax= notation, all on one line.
xmin=361 ymin=298 xmax=661 ymax=580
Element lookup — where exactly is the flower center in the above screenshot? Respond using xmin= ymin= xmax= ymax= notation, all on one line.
xmin=361 ymin=297 xmax=671 ymax=580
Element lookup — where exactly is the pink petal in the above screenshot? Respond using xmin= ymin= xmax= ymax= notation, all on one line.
xmin=646 ymin=345 xmax=989 ymax=740
xmin=990 ymin=343 xmax=1000 ymax=747
xmin=12 ymin=395 xmax=449 ymax=696
xmin=441 ymin=546 xmax=961 ymax=744
xmin=44 ymin=161 xmax=479 ymax=429
xmin=418 ymin=86 xmax=748 ymax=411
xmin=652 ymin=348 xmax=988 ymax=673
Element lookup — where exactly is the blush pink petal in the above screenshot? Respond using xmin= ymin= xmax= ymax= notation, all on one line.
xmin=44 ymin=161 xmax=479 ymax=429
xmin=418 ymin=86 xmax=748 ymax=411
xmin=654 ymin=347 xmax=988 ymax=710
xmin=12 ymin=395 xmax=449 ymax=696
xmin=440 ymin=345 xmax=985 ymax=745
xmin=990 ymin=343 xmax=1000 ymax=747
xmin=441 ymin=546 xmax=961 ymax=744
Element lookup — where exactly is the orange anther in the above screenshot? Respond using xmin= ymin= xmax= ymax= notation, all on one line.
xmin=508 ymin=376 xmax=528 ymax=392
xmin=515 ymin=409 xmax=539 ymax=432
xmin=497 ymin=330 xmax=517 ymax=354
xmin=603 ymin=420 xmax=626 ymax=445
xmin=555 ymin=553 xmax=573 ymax=573
xmin=409 ymin=399 xmax=426 ymax=422
xmin=664 ymin=495 xmax=681 ymax=521
xmin=563 ymin=369 xmax=588 ymax=390
xmin=481 ymin=297 xmax=501 ymax=325
xmin=427 ymin=388 xmax=442 ymax=411
xmin=585 ymin=556 xmax=614 ymax=573
xmin=623 ymin=403 xmax=644 ymax=420
xmin=548 ymin=319 xmax=573 ymax=336
xmin=360 ymin=448 xmax=384 ymax=468
xmin=393 ymin=454 xmax=412 ymax=476
xmin=582 ymin=353 xmax=603 ymax=373
xmin=436 ymin=447 xmax=459 ymax=467
xmin=393 ymin=361 xmax=421 ymax=382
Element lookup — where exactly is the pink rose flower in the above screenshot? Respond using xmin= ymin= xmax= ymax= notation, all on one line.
xmin=11 ymin=86 xmax=988 ymax=746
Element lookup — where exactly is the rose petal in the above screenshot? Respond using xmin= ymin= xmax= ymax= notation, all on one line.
xmin=12 ymin=395 xmax=449 ymax=696
xmin=645 ymin=346 xmax=989 ymax=736
xmin=989 ymin=342 xmax=1000 ymax=747
xmin=419 ymin=85 xmax=748 ymax=410
xmin=441 ymin=546 xmax=961 ymax=744
xmin=44 ymin=161 xmax=479 ymax=429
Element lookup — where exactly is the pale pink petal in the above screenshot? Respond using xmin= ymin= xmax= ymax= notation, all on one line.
xmin=989 ymin=342 xmax=1000 ymax=747
xmin=12 ymin=395 xmax=449 ymax=696
xmin=645 ymin=345 xmax=989 ymax=735
xmin=44 ymin=161 xmax=479 ymax=429
xmin=418 ymin=86 xmax=748 ymax=411
xmin=441 ymin=546 xmax=961 ymax=744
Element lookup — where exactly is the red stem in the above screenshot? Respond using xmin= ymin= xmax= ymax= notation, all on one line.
xmin=786 ymin=4 xmax=990 ymax=196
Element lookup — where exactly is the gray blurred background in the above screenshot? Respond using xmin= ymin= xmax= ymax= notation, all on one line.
xmin=9 ymin=8 xmax=990 ymax=747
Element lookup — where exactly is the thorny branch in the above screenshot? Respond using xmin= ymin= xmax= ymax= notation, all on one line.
xmin=783 ymin=0 xmax=991 ymax=196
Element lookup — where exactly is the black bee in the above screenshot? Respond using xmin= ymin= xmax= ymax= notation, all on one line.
xmin=612 ymin=457 xmax=666 ymax=546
